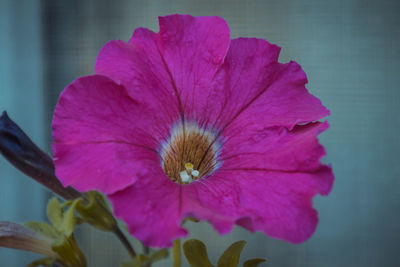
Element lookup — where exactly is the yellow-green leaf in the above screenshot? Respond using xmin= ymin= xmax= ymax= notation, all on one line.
xmin=47 ymin=197 xmax=63 ymax=229
xmin=243 ymin=258 xmax=266 ymax=267
xmin=217 ymin=241 xmax=246 ymax=267
xmin=58 ymin=201 xmax=79 ymax=237
xmin=46 ymin=196 xmax=80 ymax=236
xmin=183 ymin=239 xmax=213 ymax=267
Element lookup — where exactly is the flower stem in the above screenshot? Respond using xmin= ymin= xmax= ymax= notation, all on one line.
xmin=172 ymin=239 xmax=181 ymax=267
xmin=143 ymin=244 xmax=150 ymax=255
xmin=114 ymin=226 xmax=136 ymax=259
xmin=87 ymin=192 xmax=137 ymax=259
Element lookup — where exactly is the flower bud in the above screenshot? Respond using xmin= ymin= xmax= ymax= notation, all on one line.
xmin=0 ymin=111 xmax=81 ymax=200
xmin=0 ymin=221 xmax=57 ymax=258
xmin=0 ymin=221 xmax=87 ymax=267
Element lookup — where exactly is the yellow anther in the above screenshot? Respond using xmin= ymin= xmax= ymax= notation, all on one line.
xmin=185 ymin=162 xmax=194 ymax=172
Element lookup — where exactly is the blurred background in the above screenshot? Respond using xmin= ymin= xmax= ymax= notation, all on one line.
xmin=1 ymin=0 xmax=399 ymax=266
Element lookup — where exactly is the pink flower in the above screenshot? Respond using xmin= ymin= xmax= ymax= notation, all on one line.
xmin=52 ymin=14 xmax=334 ymax=248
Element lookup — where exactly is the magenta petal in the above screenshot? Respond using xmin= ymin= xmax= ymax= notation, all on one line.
xmin=108 ymin=168 xmax=188 ymax=247
xmin=183 ymin=166 xmax=333 ymax=243
xmin=188 ymin=37 xmax=328 ymax=131
xmin=52 ymin=75 xmax=160 ymax=193
xmin=232 ymin=167 xmax=334 ymax=243
xmin=95 ymin=29 xmax=180 ymax=136
xmin=204 ymin=38 xmax=281 ymax=129
xmin=182 ymin=178 xmax=246 ymax=235
xmin=157 ymin=14 xmax=231 ymax=121
xmin=53 ymin=143 xmax=157 ymax=194
xmin=222 ymin=61 xmax=329 ymax=132
xmin=220 ymin=121 xmax=330 ymax=172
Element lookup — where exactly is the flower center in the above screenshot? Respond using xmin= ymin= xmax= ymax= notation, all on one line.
xmin=160 ymin=122 xmax=220 ymax=184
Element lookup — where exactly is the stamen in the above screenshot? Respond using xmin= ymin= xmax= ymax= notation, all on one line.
xmin=180 ymin=170 xmax=192 ymax=183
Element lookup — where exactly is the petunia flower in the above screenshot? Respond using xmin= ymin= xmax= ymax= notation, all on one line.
xmin=52 ymin=14 xmax=334 ymax=248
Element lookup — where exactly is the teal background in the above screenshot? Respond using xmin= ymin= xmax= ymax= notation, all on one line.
xmin=1 ymin=0 xmax=399 ymax=266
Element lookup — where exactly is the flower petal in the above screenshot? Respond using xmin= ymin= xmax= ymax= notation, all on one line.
xmin=53 ymin=142 xmax=157 ymax=194
xmin=183 ymin=166 xmax=333 ymax=243
xmin=95 ymin=28 xmax=180 ymax=135
xmin=201 ymin=37 xmax=281 ymax=129
xmin=220 ymin=121 xmax=329 ymax=172
xmin=96 ymin=14 xmax=231 ymax=128
xmin=182 ymin=178 xmax=245 ymax=235
xmin=108 ymin=168 xmax=188 ymax=248
xmin=52 ymin=75 xmax=160 ymax=193
xmin=201 ymin=37 xmax=328 ymax=131
xmin=157 ymin=14 xmax=231 ymax=121
xmin=222 ymin=60 xmax=329 ymax=132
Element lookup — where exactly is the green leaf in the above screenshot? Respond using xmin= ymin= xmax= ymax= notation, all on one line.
xmin=183 ymin=239 xmax=213 ymax=267
xmin=46 ymin=197 xmax=79 ymax=237
xmin=217 ymin=240 xmax=247 ymax=267
xmin=243 ymin=258 xmax=266 ymax=267
xmin=27 ymin=257 xmax=56 ymax=267
xmin=47 ymin=197 xmax=63 ymax=229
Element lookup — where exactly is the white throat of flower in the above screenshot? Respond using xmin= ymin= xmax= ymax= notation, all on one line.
xmin=160 ymin=121 xmax=220 ymax=184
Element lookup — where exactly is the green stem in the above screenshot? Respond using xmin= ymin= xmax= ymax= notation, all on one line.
xmin=172 ymin=239 xmax=181 ymax=267
xmin=114 ymin=226 xmax=136 ymax=259
xmin=142 ymin=244 xmax=151 ymax=267
xmin=93 ymin=194 xmax=137 ymax=259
